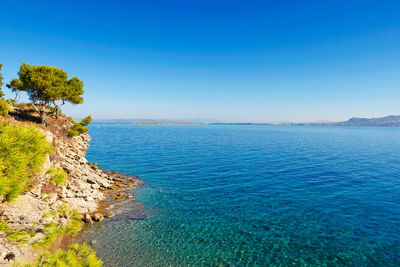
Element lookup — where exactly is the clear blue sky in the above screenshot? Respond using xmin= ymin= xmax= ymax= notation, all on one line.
xmin=1 ymin=0 xmax=400 ymax=122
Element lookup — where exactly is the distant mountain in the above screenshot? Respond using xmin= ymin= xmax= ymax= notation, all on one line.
xmin=335 ymin=115 xmax=400 ymax=126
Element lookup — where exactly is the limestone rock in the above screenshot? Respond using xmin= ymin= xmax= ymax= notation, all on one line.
xmin=83 ymin=213 xmax=93 ymax=224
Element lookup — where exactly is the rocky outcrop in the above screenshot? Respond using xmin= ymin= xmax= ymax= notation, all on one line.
xmin=0 ymin=124 xmax=141 ymax=266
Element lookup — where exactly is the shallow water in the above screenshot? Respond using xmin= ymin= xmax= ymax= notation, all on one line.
xmin=80 ymin=124 xmax=400 ymax=266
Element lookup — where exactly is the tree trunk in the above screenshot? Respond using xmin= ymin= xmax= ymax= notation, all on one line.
xmin=31 ymin=103 xmax=47 ymax=125
xmin=40 ymin=108 xmax=46 ymax=125
xmin=14 ymin=92 xmax=20 ymax=103
xmin=53 ymin=101 xmax=59 ymax=119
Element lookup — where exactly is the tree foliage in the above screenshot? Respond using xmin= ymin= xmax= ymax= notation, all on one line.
xmin=7 ymin=63 xmax=84 ymax=123
xmin=0 ymin=123 xmax=53 ymax=201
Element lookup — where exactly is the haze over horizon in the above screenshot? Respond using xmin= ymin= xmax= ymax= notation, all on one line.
xmin=1 ymin=1 xmax=400 ymax=122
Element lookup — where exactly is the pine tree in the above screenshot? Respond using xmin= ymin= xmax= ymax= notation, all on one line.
xmin=7 ymin=63 xmax=84 ymax=124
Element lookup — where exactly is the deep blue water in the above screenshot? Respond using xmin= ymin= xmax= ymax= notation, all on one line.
xmin=81 ymin=124 xmax=400 ymax=266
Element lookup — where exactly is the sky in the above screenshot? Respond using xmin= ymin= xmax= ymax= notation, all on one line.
xmin=1 ymin=0 xmax=400 ymax=122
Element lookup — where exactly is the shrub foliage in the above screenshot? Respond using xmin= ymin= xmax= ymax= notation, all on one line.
xmin=0 ymin=99 xmax=10 ymax=116
xmin=17 ymin=243 xmax=102 ymax=267
xmin=0 ymin=123 xmax=53 ymax=201
xmin=33 ymin=205 xmax=84 ymax=249
xmin=46 ymin=166 xmax=68 ymax=186
xmin=0 ymin=221 xmax=31 ymax=244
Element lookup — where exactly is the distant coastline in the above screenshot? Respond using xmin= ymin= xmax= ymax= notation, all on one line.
xmin=118 ymin=115 xmax=400 ymax=127
xmin=127 ymin=122 xmax=208 ymax=125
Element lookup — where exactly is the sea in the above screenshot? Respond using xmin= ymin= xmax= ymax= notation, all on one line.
xmin=77 ymin=124 xmax=400 ymax=266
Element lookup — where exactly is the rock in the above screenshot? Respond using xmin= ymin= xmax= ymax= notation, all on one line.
xmin=32 ymin=232 xmax=44 ymax=242
xmin=39 ymin=216 xmax=53 ymax=225
xmin=4 ymin=252 xmax=15 ymax=262
xmin=47 ymin=193 xmax=58 ymax=204
xmin=91 ymin=184 xmax=100 ymax=189
xmin=92 ymin=213 xmax=104 ymax=222
xmin=111 ymin=192 xmax=128 ymax=201
xmin=63 ymin=198 xmax=98 ymax=213
xmin=59 ymin=218 xmax=68 ymax=226
xmin=103 ymin=212 xmax=114 ymax=218
xmin=90 ymin=240 xmax=98 ymax=245
xmin=86 ymin=196 xmax=94 ymax=202
xmin=97 ymin=178 xmax=111 ymax=188
xmin=83 ymin=213 xmax=93 ymax=224
xmin=86 ymin=178 xmax=96 ymax=184
xmin=33 ymin=224 xmax=45 ymax=233
xmin=40 ymin=154 xmax=52 ymax=175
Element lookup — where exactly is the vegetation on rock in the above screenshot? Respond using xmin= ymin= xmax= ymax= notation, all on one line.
xmin=16 ymin=243 xmax=102 ymax=267
xmin=0 ymin=99 xmax=10 ymax=117
xmin=46 ymin=166 xmax=68 ymax=186
xmin=32 ymin=205 xmax=83 ymax=249
xmin=5 ymin=98 xmax=16 ymax=106
xmin=0 ymin=123 xmax=53 ymax=201
xmin=0 ymin=222 xmax=31 ymax=244
xmin=67 ymin=116 xmax=92 ymax=137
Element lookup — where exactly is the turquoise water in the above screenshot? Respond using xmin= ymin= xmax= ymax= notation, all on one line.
xmin=82 ymin=124 xmax=400 ymax=266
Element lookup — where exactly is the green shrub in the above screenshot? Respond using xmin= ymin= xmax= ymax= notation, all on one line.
xmin=0 ymin=99 xmax=10 ymax=116
xmin=67 ymin=116 xmax=91 ymax=137
xmin=0 ymin=123 xmax=53 ymax=201
xmin=16 ymin=243 xmax=102 ymax=267
xmin=5 ymin=98 xmax=16 ymax=106
xmin=46 ymin=166 xmax=68 ymax=186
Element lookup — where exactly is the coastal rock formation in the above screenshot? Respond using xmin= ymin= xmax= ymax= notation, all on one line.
xmin=0 ymin=119 xmax=141 ymax=266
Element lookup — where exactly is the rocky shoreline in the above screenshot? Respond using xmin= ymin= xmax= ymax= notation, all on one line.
xmin=0 ymin=119 xmax=143 ymax=266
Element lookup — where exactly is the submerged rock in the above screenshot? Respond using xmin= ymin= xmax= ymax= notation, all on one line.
xmin=92 ymin=213 xmax=104 ymax=222
xmin=127 ymin=214 xmax=147 ymax=220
